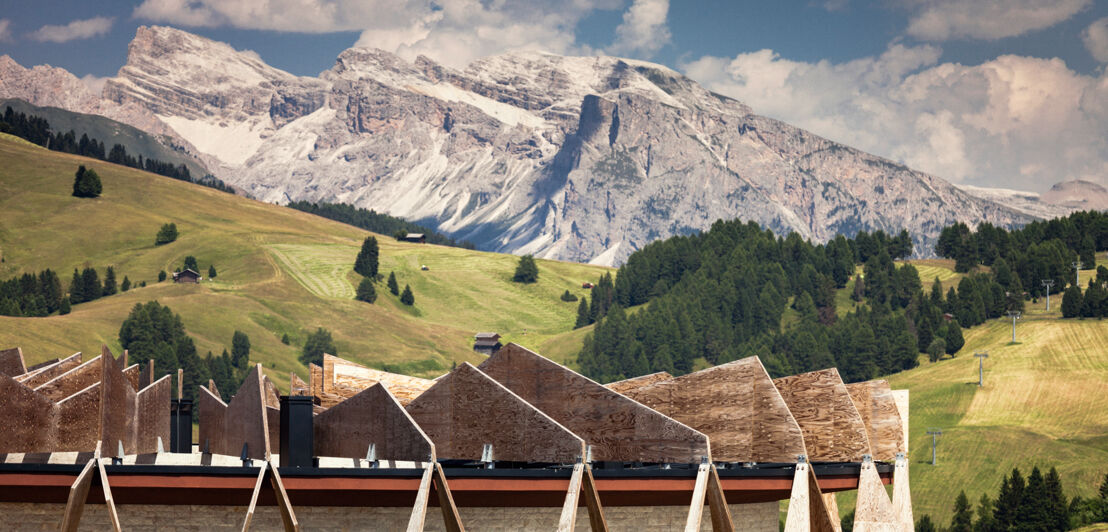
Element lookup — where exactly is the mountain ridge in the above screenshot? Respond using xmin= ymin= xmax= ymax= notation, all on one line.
xmin=0 ymin=26 xmax=1033 ymax=265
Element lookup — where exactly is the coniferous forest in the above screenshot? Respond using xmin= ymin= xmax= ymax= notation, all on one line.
xmin=287 ymin=201 xmax=475 ymax=249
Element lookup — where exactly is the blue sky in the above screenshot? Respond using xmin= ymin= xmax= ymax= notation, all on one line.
xmin=1 ymin=0 xmax=1106 ymax=191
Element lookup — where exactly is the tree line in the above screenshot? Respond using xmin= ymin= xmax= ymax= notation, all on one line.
xmin=1061 ymin=266 xmax=1108 ymax=319
xmin=907 ymin=467 xmax=1108 ymax=532
xmin=0 ymin=265 xmax=132 ymax=317
xmin=287 ymin=201 xmax=475 ymax=249
xmin=0 ymin=106 xmax=234 ymax=194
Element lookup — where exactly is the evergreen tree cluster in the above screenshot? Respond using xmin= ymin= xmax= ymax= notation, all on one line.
xmin=353 ymin=236 xmax=379 ymax=278
xmin=118 ymin=301 xmax=247 ymax=404
xmin=936 ymin=211 xmax=1108 ymax=294
xmin=576 ymin=222 xmax=922 ymax=383
xmin=934 ymin=466 xmax=1108 ymax=531
xmin=0 ymin=106 xmax=234 ymax=193
xmin=0 ymin=268 xmax=65 ymax=317
xmin=71 ymin=165 xmax=102 ymax=198
xmin=155 ymin=223 xmax=178 ymax=245
xmin=67 ymin=266 xmax=124 ymax=305
xmin=1061 ymin=267 xmax=1108 ymax=319
xmin=300 ymin=327 xmax=337 ymax=366
xmin=286 ymin=201 xmax=474 ymax=249
xmin=513 ymin=255 xmax=539 ymax=283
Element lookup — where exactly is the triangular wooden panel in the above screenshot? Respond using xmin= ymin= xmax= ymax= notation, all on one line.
xmin=891 ymin=390 xmax=909 ymax=455
xmin=34 ymin=355 xmax=102 ymax=401
xmin=478 ymin=343 xmax=708 ymax=463
xmin=846 ymin=380 xmax=905 ymax=462
xmin=605 ymin=371 xmax=673 ymax=395
xmin=892 ymin=455 xmax=912 ymax=529
xmin=0 ymin=372 xmax=56 ymax=452
xmin=783 ymin=462 xmax=837 ymax=532
xmin=406 ymin=362 xmax=585 ymax=462
xmin=199 ymin=364 xmax=271 ymax=459
xmin=16 ymin=352 xmax=82 ymax=388
xmin=315 ymin=383 xmax=435 ymax=461
xmin=774 ymin=369 xmax=872 ymax=462
xmin=625 ymin=356 xmax=807 ymax=463
xmin=100 ymin=346 xmax=171 ymax=455
xmin=0 ymin=346 xmax=26 ymax=376
xmin=321 ymin=353 xmax=434 ymax=407
xmin=55 ymin=383 xmax=102 ymax=452
xmin=853 ymin=458 xmax=903 ymax=532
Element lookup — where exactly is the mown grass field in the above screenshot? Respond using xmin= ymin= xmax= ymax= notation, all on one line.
xmin=831 ymin=257 xmax=1108 ymax=526
xmin=0 ymin=135 xmax=609 ymax=386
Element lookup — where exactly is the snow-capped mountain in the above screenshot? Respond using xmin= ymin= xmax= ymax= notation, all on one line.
xmin=1 ymin=26 xmax=1033 ymax=265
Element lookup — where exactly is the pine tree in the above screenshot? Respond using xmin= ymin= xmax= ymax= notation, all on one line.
xmin=353 ymin=236 xmax=379 ymax=278
xmin=915 ymin=515 xmax=936 ymax=532
xmin=281 ymin=333 xmax=290 ymax=345
xmin=300 ymin=327 xmax=336 ymax=366
xmin=158 ymin=270 xmax=167 ymax=282
xmin=387 ymin=271 xmax=399 ymax=295
xmin=0 ymin=298 xmax=21 ymax=316
xmin=1044 ymin=467 xmax=1070 ymax=532
xmin=560 ymin=289 xmax=578 ymax=302
xmin=121 ymin=276 xmax=131 ymax=292
xmin=994 ymin=468 xmax=1025 ymax=530
xmin=355 ymin=277 xmax=377 ymax=303
xmin=945 ymin=320 xmax=965 ymax=354
xmin=69 ymin=269 xmax=84 ymax=303
xmin=39 ymin=269 xmax=63 ymax=313
xmin=512 ymin=254 xmax=539 ymax=283
xmin=58 ymin=297 xmax=70 ymax=315
xmin=71 ymin=165 xmax=102 ymax=198
xmin=950 ymin=491 xmax=973 ymax=532
xmin=575 ymin=297 xmax=590 ymax=329
xmin=231 ymin=331 xmax=250 ymax=369
xmin=155 ymin=223 xmax=178 ymax=245
xmin=400 ymin=284 xmax=415 ymax=306
xmin=81 ymin=268 xmax=101 ymax=302
xmin=208 ymin=265 xmax=217 ymax=278
xmin=1062 ymin=284 xmax=1082 ymax=318
xmin=102 ymin=266 xmax=117 ymax=296
xmin=183 ymin=256 xmax=198 ymax=272
xmin=974 ymin=494 xmax=996 ymax=532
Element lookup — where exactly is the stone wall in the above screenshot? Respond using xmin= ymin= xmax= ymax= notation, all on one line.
xmin=0 ymin=501 xmax=779 ymax=531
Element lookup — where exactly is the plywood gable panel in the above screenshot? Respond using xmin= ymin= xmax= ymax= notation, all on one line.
xmin=774 ymin=369 xmax=871 ymax=462
xmin=17 ymin=352 xmax=82 ymax=389
xmin=625 ymin=356 xmax=807 ymax=463
xmin=846 ymin=380 xmax=905 ymax=462
xmin=605 ymin=371 xmax=673 ymax=395
xmin=35 ymin=356 xmax=102 ymax=401
xmin=315 ymin=383 xmax=435 ymax=461
xmin=0 ymin=347 xmax=26 ymax=376
xmin=406 ymin=362 xmax=585 ymax=463
xmin=478 ymin=343 xmax=708 ymax=463
xmin=323 ymin=354 xmax=434 ymax=407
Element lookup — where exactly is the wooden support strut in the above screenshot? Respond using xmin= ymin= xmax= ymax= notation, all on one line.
xmin=241 ymin=461 xmax=299 ymax=532
xmin=557 ymin=463 xmax=585 ymax=532
xmin=406 ymin=463 xmax=435 ymax=532
xmin=684 ymin=462 xmax=734 ymax=532
xmin=557 ymin=461 xmax=611 ymax=531
xmin=432 ymin=462 xmax=465 ymax=532
xmin=783 ymin=458 xmax=837 ymax=532
xmin=891 ymin=454 xmax=913 ymax=529
xmin=59 ymin=457 xmax=122 ymax=532
xmin=684 ymin=463 xmax=711 ymax=532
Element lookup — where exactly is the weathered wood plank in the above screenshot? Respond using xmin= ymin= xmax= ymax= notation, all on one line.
xmin=241 ymin=464 xmax=268 ymax=532
xmin=96 ymin=458 xmax=122 ymax=531
xmin=582 ymin=466 xmax=609 ymax=532
xmin=268 ymin=461 xmax=299 ymax=532
xmin=0 ymin=346 xmax=26 ymax=376
xmin=315 ymin=383 xmax=435 ymax=461
xmin=774 ymin=369 xmax=871 ymax=462
xmin=557 ymin=463 xmax=585 ymax=532
xmin=684 ymin=463 xmax=711 ymax=532
xmin=406 ymin=463 xmax=434 ymax=532
xmin=433 ymin=462 xmax=465 ymax=532
xmin=891 ymin=390 xmax=909 ymax=454
xmin=60 ymin=458 xmax=96 ymax=532
xmin=706 ymin=465 xmax=734 ymax=532
xmin=892 ymin=455 xmax=912 ymax=530
xmin=0 ymin=372 xmax=57 ymax=452
xmin=605 ymin=371 xmax=673 ymax=395
xmin=406 ymin=362 xmax=584 ymax=462
xmin=846 ymin=380 xmax=905 ymax=462
xmin=478 ymin=343 xmax=708 ymax=463
xmin=625 ymin=356 xmax=806 ymax=463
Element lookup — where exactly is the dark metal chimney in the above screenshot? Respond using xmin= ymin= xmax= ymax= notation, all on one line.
xmin=279 ymin=395 xmax=315 ymax=467
xmin=170 ymin=398 xmax=193 ymax=453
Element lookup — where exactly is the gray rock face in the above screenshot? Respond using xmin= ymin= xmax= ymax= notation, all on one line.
xmin=0 ymin=26 xmax=1034 ymax=265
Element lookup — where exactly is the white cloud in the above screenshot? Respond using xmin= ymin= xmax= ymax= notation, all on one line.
xmin=681 ymin=46 xmax=1108 ymax=191
xmin=133 ymin=0 xmax=420 ymax=33
xmin=905 ymin=0 xmax=1090 ymax=41
xmin=1084 ymin=17 xmax=1108 ymax=63
xmin=0 ymin=19 xmax=12 ymax=42
xmin=607 ymin=0 xmax=670 ymax=57
xmin=29 ymin=16 xmax=114 ymax=43
xmin=79 ymin=74 xmax=110 ymax=96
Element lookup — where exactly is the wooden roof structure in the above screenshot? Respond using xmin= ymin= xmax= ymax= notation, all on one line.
xmin=314 ymin=383 xmax=435 ymax=462
xmin=478 ymin=343 xmax=709 ymax=463
xmin=845 ymin=380 xmax=906 ymax=462
xmin=605 ymin=371 xmax=673 ymax=395
xmin=199 ymin=364 xmax=272 ymax=460
xmin=773 ymin=368 xmax=872 ymax=462
xmin=405 ymin=362 xmax=586 ymax=462
xmin=624 ymin=356 xmax=807 ymax=463
xmin=311 ymin=354 xmax=434 ymax=408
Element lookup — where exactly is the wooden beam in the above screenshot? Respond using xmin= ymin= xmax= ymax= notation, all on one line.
xmin=824 ymin=493 xmax=843 ymax=532
xmin=684 ymin=463 xmax=711 ymax=532
xmin=892 ymin=454 xmax=913 ymax=530
xmin=267 ymin=461 xmax=299 ymax=532
xmin=557 ymin=463 xmax=585 ymax=532
xmin=625 ymin=356 xmax=806 ymax=463
xmin=59 ymin=458 xmax=96 ymax=532
xmin=774 ymin=369 xmax=872 ymax=462
xmin=853 ymin=457 xmax=901 ymax=532
xmin=96 ymin=458 xmax=122 ymax=532
xmin=706 ymin=465 xmax=734 ymax=532
xmin=406 ymin=463 xmax=434 ymax=532
xmin=605 ymin=371 xmax=673 ymax=395
xmin=432 ymin=462 xmax=465 ymax=532
xmin=478 ymin=343 xmax=708 ymax=463
xmin=582 ymin=465 xmax=609 ymax=532
xmin=846 ymin=380 xmax=906 ymax=461
xmin=406 ymin=363 xmax=584 ymax=463
xmin=241 ymin=464 xmax=267 ymax=532
xmin=891 ymin=390 xmax=909 ymax=455
xmin=783 ymin=461 xmax=812 ymax=532
xmin=314 ymin=383 xmax=434 ymax=462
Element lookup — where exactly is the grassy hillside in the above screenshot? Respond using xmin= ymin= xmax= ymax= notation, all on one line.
xmin=0 ymin=135 xmax=608 ymax=386
xmin=833 ymin=258 xmax=1108 ymax=525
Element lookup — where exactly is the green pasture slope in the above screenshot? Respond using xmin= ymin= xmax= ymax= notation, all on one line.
xmin=0 ymin=134 xmax=607 ymax=387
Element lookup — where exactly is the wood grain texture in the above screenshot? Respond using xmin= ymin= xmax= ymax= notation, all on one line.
xmin=684 ymin=463 xmax=710 ymax=532
xmin=478 ymin=343 xmax=708 ymax=463
xmin=60 ymin=459 xmax=96 ymax=532
xmin=309 ymin=364 xmax=323 ymax=400
xmin=406 ymin=464 xmax=434 ymax=532
xmin=706 ymin=466 xmax=734 ymax=532
xmin=55 ymin=383 xmax=102 ymax=452
xmin=0 ymin=346 xmax=26 ymax=376
xmin=199 ymin=364 xmax=271 ymax=459
xmin=406 ymin=362 xmax=585 ymax=462
xmin=558 ymin=463 xmax=585 ymax=532
xmin=892 ymin=455 xmax=913 ymax=529
xmin=846 ymin=380 xmax=905 ymax=462
xmin=891 ymin=390 xmax=909 ymax=455
xmin=16 ymin=352 xmax=81 ymax=389
xmin=0 ymin=373 xmax=57 ymax=452
xmin=122 ymin=364 xmax=140 ymax=392
xmin=783 ymin=463 xmax=812 ymax=532
xmin=321 ymin=354 xmax=433 ymax=407
xmin=582 ymin=466 xmax=609 ymax=532
xmin=96 ymin=457 xmax=122 ymax=531
xmin=314 ymin=383 xmax=435 ymax=461
xmin=824 ymin=493 xmax=843 ymax=532
xmin=807 ymin=467 xmax=839 ymax=532
xmin=267 ymin=461 xmax=300 ymax=532
xmin=773 ymin=369 xmax=872 ymax=462
xmin=99 ymin=347 xmax=135 ymax=455
xmin=34 ymin=355 xmax=101 ymax=401
xmin=605 ymin=372 xmax=673 ymax=395
xmin=433 ymin=463 xmax=465 ymax=532
xmin=625 ymin=356 xmax=806 ymax=463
